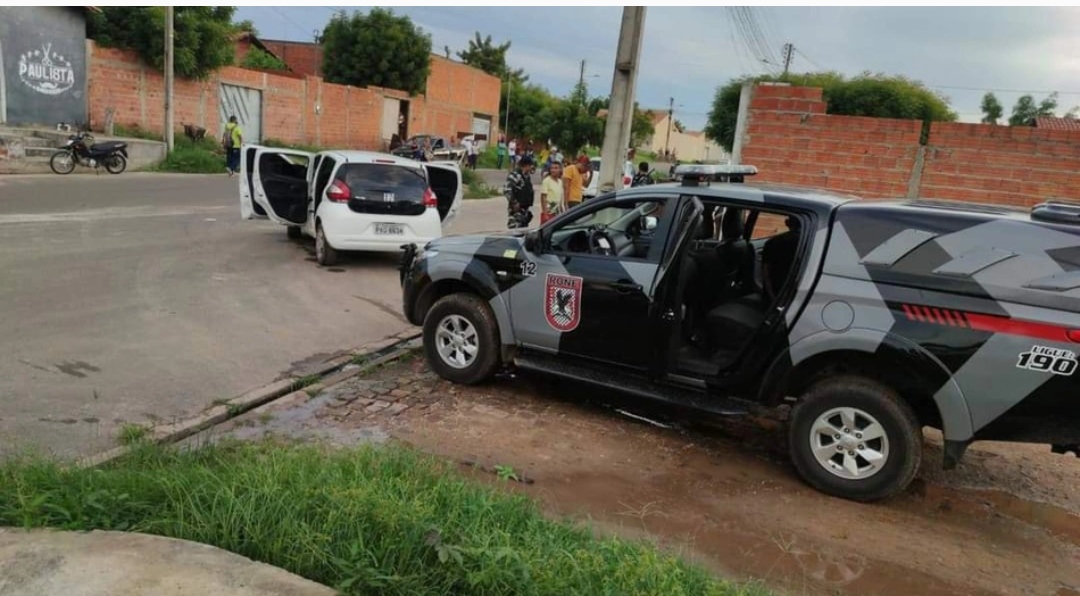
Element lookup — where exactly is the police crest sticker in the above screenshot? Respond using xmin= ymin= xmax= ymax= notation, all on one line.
xmin=544 ymin=273 xmax=582 ymax=332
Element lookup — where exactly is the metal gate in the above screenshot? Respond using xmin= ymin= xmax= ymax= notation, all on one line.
xmin=381 ymin=97 xmax=401 ymax=145
xmin=471 ymin=115 xmax=491 ymax=149
xmin=219 ymin=83 xmax=262 ymax=143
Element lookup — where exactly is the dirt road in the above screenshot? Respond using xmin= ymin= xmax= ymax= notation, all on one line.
xmin=205 ymin=353 xmax=1080 ymax=596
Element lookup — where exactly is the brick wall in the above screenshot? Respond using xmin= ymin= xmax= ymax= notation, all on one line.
xmin=86 ymin=41 xmax=500 ymax=150
xmin=740 ymin=84 xmax=1080 ymax=207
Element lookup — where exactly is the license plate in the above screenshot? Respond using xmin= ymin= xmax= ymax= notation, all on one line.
xmin=375 ymin=223 xmax=404 ymax=235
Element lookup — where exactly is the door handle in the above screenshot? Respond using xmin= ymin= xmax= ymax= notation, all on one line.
xmin=611 ymin=280 xmax=642 ymax=293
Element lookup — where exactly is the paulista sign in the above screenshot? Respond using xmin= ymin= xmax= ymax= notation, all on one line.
xmin=18 ymin=42 xmax=75 ymax=96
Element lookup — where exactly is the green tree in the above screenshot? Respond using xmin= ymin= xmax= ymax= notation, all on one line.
xmin=241 ymin=47 xmax=287 ymax=71
xmin=321 ymin=8 xmax=431 ymax=95
xmin=456 ymin=32 xmax=526 ymax=83
xmin=1008 ymin=92 xmax=1058 ymax=126
xmin=705 ymin=71 xmax=955 ymax=152
xmin=87 ymin=7 xmax=237 ymax=79
xmin=981 ymin=92 xmax=1004 ymax=125
xmin=590 ymin=97 xmax=655 ymax=148
xmin=673 ymin=119 xmax=685 ymax=133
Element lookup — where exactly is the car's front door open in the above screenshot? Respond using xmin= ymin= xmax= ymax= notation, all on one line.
xmin=252 ymin=148 xmax=313 ymax=226
xmin=239 ymin=145 xmax=267 ymax=220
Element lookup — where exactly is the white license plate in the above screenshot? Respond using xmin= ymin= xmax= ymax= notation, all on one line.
xmin=374 ymin=223 xmax=404 ymax=235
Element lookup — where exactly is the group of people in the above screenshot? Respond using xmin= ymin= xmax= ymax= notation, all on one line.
xmin=503 ymin=148 xmax=655 ymax=229
xmin=504 ymin=153 xmax=595 ymax=229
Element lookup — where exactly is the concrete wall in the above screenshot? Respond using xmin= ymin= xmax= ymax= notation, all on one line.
xmin=739 ymin=84 xmax=1080 ymax=208
xmin=0 ymin=7 xmax=88 ymax=127
xmin=87 ymin=41 xmax=501 ymax=151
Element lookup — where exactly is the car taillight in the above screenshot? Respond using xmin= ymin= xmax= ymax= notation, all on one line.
xmin=327 ymin=180 xmax=350 ymax=202
xmin=423 ymin=187 xmax=438 ymax=208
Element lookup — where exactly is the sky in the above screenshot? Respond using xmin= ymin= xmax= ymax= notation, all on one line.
xmin=235 ymin=6 xmax=1080 ymax=130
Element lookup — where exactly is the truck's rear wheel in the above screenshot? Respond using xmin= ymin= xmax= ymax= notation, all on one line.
xmin=788 ymin=376 xmax=922 ymax=502
xmin=423 ymin=293 xmax=500 ymax=385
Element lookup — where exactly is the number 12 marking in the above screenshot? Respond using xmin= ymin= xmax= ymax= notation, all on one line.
xmin=519 ymin=261 xmax=537 ymax=277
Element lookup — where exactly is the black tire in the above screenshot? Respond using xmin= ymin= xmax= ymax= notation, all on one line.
xmin=50 ymin=150 xmax=76 ymax=175
xmin=287 ymin=225 xmax=303 ymax=240
xmin=788 ymin=375 xmax=922 ymax=503
xmin=105 ymin=154 xmax=127 ymax=174
xmin=315 ymin=222 xmax=338 ymax=266
xmin=423 ymin=293 xmax=500 ymax=385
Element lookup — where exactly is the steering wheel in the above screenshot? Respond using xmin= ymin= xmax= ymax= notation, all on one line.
xmin=588 ymin=228 xmax=616 ymax=256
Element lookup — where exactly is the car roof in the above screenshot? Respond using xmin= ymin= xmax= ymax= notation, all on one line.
xmin=614 ymin=181 xmax=858 ymax=210
xmin=321 ymin=150 xmax=424 ymax=167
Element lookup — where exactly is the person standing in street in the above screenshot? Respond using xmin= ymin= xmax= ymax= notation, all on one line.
xmin=466 ymin=136 xmax=479 ymax=170
xmin=505 ymin=155 xmax=535 ymax=229
xmin=223 ymin=115 xmax=242 ymax=176
xmin=563 ymin=155 xmax=589 ymax=209
xmin=496 ymin=136 xmax=507 ymax=170
xmin=507 ymin=138 xmax=517 ymax=170
xmin=632 ymin=161 xmax=653 ymax=187
xmin=539 ymin=160 xmax=565 ymax=224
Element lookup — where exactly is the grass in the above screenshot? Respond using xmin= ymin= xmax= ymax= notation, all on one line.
xmin=151 ymin=135 xmax=226 ymax=174
xmin=113 ymin=124 xmax=163 ymax=142
xmin=462 ymin=167 xmax=501 ymax=200
xmin=0 ymin=443 xmax=767 ymax=596
xmin=293 ymin=374 xmax=323 ymax=390
xmin=116 ymin=423 xmax=149 ymax=445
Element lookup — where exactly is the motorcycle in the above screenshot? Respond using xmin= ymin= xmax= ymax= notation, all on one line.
xmin=49 ymin=132 xmax=128 ymax=175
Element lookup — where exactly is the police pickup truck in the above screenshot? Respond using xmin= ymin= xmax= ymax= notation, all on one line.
xmin=399 ymin=164 xmax=1080 ymax=502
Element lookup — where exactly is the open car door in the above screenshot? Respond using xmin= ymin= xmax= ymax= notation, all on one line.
xmin=423 ymin=161 xmax=463 ymax=227
xmin=251 ymin=148 xmax=313 ymax=226
xmin=239 ymin=144 xmax=267 ymax=220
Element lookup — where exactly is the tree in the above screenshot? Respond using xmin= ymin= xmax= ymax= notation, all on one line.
xmin=705 ymin=71 xmax=956 ymax=152
xmin=87 ymin=7 xmax=238 ymax=79
xmin=321 ymin=8 xmax=432 ymax=95
xmin=1008 ymin=93 xmax=1058 ymax=126
xmin=673 ymin=119 xmax=686 ymax=133
xmin=456 ymin=32 xmax=525 ymax=82
xmin=242 ymin=47 xmax=288 ymax=71
xmin=980 ymin=92 xmax=1004 ymax=125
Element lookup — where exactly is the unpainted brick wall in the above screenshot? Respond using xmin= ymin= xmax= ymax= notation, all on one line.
xmin=741 ymin=84 xmax=1080 ymax=208
xmin=86 ymin=42 xmax=500 ymax=150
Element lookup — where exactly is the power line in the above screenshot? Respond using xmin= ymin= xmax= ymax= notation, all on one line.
xmin=792 ymin=47 xmax=824 ymax=72
xmin=925 ymin=83 xmax=1080 ymax=96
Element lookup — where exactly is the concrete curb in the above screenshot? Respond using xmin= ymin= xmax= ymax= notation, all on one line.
xmin=76 ymin=331 xmax=422 ymax=469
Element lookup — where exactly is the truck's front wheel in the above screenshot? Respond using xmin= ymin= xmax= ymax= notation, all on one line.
xmin=788 ymin=376 xmax=922 ymax=502
xmin=423 ymin=293 xmax=500 ymax=385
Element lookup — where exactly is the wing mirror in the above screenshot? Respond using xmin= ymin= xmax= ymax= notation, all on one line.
xmin=643 ymin=215 xmax=658 ymax=231
xmin=524 ymin=229 xmax=542 ymax=252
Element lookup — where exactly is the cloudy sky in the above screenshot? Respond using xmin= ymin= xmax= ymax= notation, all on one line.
xmin=236 ymin=6 xmax=1080 ymax=130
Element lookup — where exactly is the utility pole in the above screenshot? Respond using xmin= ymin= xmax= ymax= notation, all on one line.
xmin=781 ymin=42 xmax=793 ymax=76
xmin=503 ymin=75 xmax=511 ymax=140
xmin=664 ymin=96 xmax=674 ymax=158
xmin=164 ymin=6 xmax=175 ymax=152
xmin=598 ymin=7 xmax=646 ymax=193
xmin=578 ymin=59 xmax=585 ymax=89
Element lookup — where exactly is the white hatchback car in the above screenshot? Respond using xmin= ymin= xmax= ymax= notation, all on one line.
xmin=582 ymin=157 xmax=635 ymax=199
xmin=239 ymin=146 xmax=462 ymax=265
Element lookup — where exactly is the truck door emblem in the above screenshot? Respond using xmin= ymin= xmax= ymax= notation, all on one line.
xmin=1017 ymin=345 xmax=1078 ymax=376
xmin=544 ymin=273 xmax=582 ymax=332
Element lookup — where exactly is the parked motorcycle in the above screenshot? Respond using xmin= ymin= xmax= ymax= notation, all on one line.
xmin=49 ymin=132 xmax=128 ymax=175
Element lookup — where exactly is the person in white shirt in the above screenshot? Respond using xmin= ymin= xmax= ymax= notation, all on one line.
xmin=508 ymin=139 xmax=517 ymax=170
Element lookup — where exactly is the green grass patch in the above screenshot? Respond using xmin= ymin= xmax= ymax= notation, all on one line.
xmin=116 ymin=423 xmax=149 ymax=445
xmin=293 ymin=374 xmax=323 ymax=390
xmin=462 ymin=167 xmax=500 ymax=200
xmin=0 ymin=443 xmax=766 ymax=596
xmin=151 ymin=136 xmax=226 ymax=174
xmin=113 ymin=124 xmax=163 ymax=142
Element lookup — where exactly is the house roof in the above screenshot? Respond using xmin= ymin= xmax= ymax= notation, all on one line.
xmin=645 ymin=110 xmax=669 ymax=126
xmin=1033 ymin=116 xmax=1080 ymax=131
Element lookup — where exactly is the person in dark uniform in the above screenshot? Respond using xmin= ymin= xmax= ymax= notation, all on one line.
xmin=505 ymin=155 xmax=536 ymax=229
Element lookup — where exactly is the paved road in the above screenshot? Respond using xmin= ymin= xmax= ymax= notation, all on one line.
xmin=0 ymin=173 xmax=508 ymax=458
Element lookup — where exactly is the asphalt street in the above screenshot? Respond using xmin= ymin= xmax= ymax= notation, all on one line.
xmin=0 ymin=172 xmax=508 ymax=458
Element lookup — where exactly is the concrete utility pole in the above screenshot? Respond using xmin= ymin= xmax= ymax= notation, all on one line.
xmin=164 ymin=6 xmax=175 ymax=152
xmin=664 ymin=96 xmax=674 ymax=157
xmin=781 ymin=42 xmax=793 ymax=76
xmin=503 ymin=74 xmax=511 ymax=139
xmin=598 ymin=7 xmax=646 ymax=193
xmin=578 ymin=59 xmax=585 ymax=89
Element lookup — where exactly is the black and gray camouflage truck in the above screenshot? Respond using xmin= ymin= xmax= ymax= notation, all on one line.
xmin=399 ymin=164 xmax=1080 ymax=502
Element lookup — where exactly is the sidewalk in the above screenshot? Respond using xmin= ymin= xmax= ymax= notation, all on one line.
xmin=0 ymin=528 xmax=335 ymax=596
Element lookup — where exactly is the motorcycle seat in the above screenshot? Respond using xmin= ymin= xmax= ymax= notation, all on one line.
xmin=91 ymin=141 xmax=127 ymax=151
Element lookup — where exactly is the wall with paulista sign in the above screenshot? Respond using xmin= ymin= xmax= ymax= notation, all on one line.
xmin=0 ymin=6 xmax=88 ymax=126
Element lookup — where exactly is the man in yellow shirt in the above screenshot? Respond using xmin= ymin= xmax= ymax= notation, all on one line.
xmin=540 ymin=161 xmax=564 ymax=224
xmin=563 ymin=155 xmax=589 ymax=208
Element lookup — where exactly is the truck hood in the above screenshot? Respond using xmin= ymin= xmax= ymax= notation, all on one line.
xmin=426 ymin=230 xmax=529 ymax=257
